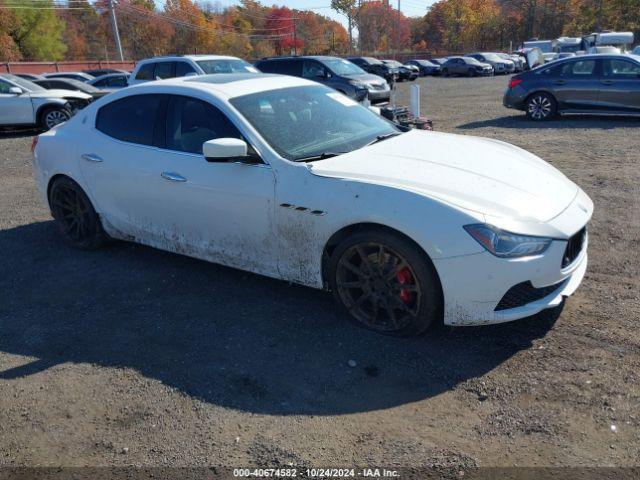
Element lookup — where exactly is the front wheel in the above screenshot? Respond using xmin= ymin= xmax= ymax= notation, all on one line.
xmin=442 ymin=68 xmax=449 ymax=77
xmin=467 ymin=68 xmax=477 ymax=77
xmin=40 ymin=106 xmax=71 ymax=130
xmin=329 ymin=230 xmax=442 ymax=337
xmin=49 ymin=176 xmax=108 ymax=250
xmin=526 ymin=93 xmax=557 ymax=121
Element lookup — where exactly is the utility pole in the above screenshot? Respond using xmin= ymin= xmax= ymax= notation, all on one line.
xmin=396 ymin=0 xmax=401 ymax=59
xmin=357 ymin=0 xmax=362 ymax=55
xmin=293 ymin=19 xmax=297 ymax=55
xmin=107 ymin=0 xmax=124 ymax=61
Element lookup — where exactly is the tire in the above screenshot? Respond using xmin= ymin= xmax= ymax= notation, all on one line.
xmin=442 ymin=68 xmax=449 ymax=77
xmin=328 ymin=229 xmax=443 ymax=337
xmin=526 ymin=92 xmax=557 ymax=121
xmin=40 ymin=106 xmax=71 ymax=131
xmin=48 ymin=176 xmax=108 ymax=250
xmin=467 ymin=68 xmax=476 ymax=77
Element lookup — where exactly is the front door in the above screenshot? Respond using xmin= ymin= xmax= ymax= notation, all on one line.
xmin=0 ymin=78 xmax=34 ymax=126
xmin=551 ymin=59 xmax=601 ymax=110
xmin=598 ymin=58 xmax=640 ymax=113
xmin=149 ymin=95 xmax=278 ymax=276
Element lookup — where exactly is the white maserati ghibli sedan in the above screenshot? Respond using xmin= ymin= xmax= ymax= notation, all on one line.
xmin=32 ymin=73 xmax=592 ymax=336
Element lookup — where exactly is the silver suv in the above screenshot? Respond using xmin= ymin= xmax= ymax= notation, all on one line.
xmin=0 ymin=74 xmax=92 ymax=130
xmin=129 ymin=55 xmax=259 ymax=85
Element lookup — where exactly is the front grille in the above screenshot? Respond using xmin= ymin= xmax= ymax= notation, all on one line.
xmin=495 ymin=279 xmax=568 ymax=311
xmin=562 ymin=227 xmax=586 ymax=267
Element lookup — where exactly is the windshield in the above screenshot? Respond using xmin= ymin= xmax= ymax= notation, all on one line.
xmin=230 ymin=85 xmax=400 ymax=161
xmin=417 ymin=60 xmax=436 ymax=66
xmin=482 ymin=53 xmax=503 ymax=62
xmin=322 ymin=58 xmax=366 ymax=76
xmin=3 ymin=74 xmax=46 ymax=92
xmin=383 ymin=60 xmax=403 ymax=67
xmin=196 ymin=59 xmax=258 ymax=74
xmin=462 ymin=57 xmax=483 ymax=65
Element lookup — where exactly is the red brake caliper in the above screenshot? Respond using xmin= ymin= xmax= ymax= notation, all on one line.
xmin=396 ymin=267 xmax=413 ymax=303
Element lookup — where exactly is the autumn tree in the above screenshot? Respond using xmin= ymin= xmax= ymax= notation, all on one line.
xmin=0 ymin=4 xmax=21 ymax=61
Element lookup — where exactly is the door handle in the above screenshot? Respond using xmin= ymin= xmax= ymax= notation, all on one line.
xmin=81 ymin=153 xmax=103 ymax=163
xmin=553 ymin=80 xmax=566 ymax=85
xmin=600 ymin=80 xmax=614 ymax=85
xmin=161 ymin=171 xmax=187 ymax=182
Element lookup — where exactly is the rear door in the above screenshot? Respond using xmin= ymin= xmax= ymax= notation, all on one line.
xmin=551 ymin=59 xmax=601 ymax=110
xmin=598 ymin=58 xmax=640 ymax=113
xmin=78 ymin=93 xmax=167 ymax=238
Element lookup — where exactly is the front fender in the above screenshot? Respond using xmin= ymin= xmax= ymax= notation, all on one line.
xmin=274 ymin=169 xmax=485 ymax=288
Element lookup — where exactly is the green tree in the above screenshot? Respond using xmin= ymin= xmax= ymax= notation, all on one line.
xmin=11 ymin=0 xmax=67 ymax=60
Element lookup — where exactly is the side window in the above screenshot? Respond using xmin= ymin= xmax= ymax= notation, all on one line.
xmin=604 ymin=59 xmax=640 ymax=77
xmin=0 ymin=79 xmax=13 ymax=93
xmin=176 ymin=61 xmax=196 ymax=77
xmin=255 ymin=61 xmax=274 ymax=73
xmin=154 ymin=62 xmax=175 ymax=80
xmin=561 ymin=60 xmax=596 ymax=76
xmin=96 ymin=94 xmax=163 ymax=146
xmin=273 ymin=60 xmax=302 ymax=76
xmin=109 ymin=76 xmax=128 ymax=87
xmin=165 ymin=96 xmax=242 ymax=155
xmin=94 ymin=79 xmax=108 ymax=87
xmin=135 ymin=63 xmax=154 ymax=80
xmin=302 ymin=60 xmax=326 ymax=79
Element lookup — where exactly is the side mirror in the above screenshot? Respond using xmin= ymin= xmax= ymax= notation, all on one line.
xmin=203 ymin=138 xmax=248 ymax=162
xmin=9 ymin=87 xmax=23 ymax=95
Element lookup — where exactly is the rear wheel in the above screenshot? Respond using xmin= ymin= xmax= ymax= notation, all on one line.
xmin=40 ymin=106 xmax=71 ymax=130
xmin=329 ymin=230 xmax=442 ymax=337
xmin=49 ymin=176 xmax=108 ymax=250
xmin=526 ymin=92 xmax=557 ymax=121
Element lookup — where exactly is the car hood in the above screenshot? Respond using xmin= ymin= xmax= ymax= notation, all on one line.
xmin=347 ymin=73 xmax=387 ymax=85
xmin=28 ymin=89 xmax=92 ymax=100
xmin=308 ymin=130 xmax=578 ymax=222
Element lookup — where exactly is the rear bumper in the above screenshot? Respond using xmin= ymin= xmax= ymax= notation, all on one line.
xmin=503 ymin=86 xmax=528 ymax=110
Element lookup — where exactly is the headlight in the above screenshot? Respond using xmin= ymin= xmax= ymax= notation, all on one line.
xmin=349 ymin=80 xmax=366 ymax=89
xmin=464 ymin=224 xmax=552 ymax=258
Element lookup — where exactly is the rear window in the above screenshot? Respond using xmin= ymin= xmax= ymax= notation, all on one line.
xmin=96 ymin=94 xmax=163 ymax=146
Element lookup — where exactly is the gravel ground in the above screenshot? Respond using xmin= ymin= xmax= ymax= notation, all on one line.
xmin=0 ymin=76 xmax=638 ymax=472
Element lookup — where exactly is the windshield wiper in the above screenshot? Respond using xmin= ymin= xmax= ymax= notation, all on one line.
xmin=294 ymin=152 xmax=346 ymax=162
xmin=365 ymin=131 xmax=401 ymax=147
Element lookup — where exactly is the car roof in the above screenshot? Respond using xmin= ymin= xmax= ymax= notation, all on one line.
xmin=258 ymin=55 xmax=341 ymax=62
xmin=123 ymin=73 xmax=317 ymax=99
xmin=137 ymin=55 xmax=241 ymax=64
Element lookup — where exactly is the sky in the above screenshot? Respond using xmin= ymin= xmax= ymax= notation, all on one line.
xmin=198 ymin=0 xmax=438 ymax=27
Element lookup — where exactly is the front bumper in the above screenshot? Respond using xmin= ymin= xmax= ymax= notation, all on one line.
xmin=367 ymin=87 xmax=391 ymax=103
xmin=433 ymin=185 xmax=592 ymax=327
xmin=434 ymin=238 xmax=588 ymax=326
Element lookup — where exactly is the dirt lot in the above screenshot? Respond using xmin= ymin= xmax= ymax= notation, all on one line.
xmin=0 ymin=76 xmax=638 ymax=473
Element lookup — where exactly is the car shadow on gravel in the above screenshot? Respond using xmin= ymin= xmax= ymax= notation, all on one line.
xmin=458 ymin=114 xmax=640 ymax=130
xmin=0 ymin=128 xmax=40 ymax=139
xmin=0 ymin=221 xmax=562 ymax=416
